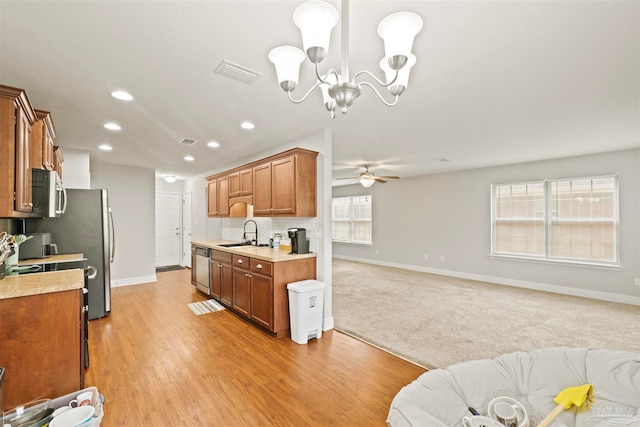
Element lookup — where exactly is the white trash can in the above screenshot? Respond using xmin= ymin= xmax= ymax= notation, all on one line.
xmin=287 ymin=279 xmax=325 ymax=345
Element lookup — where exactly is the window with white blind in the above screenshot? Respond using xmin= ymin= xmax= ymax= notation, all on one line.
xmin=491 ymin=175 xmax=619 ymax=266
xmin=332 ymin=195 xmax=372 ymax=244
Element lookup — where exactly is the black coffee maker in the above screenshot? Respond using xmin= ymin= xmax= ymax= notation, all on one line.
xmin=288 ymin=228 xmax=310 ymax=254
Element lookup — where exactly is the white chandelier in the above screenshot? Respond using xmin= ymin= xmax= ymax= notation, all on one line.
xmin=268 ymin=0 xmax=423 ymax=119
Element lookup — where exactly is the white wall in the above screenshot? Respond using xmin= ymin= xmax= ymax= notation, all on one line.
xmin=333 ymin=149 xmax=640 ymax=304
xmin=61 ymin=148 xmax=91 ymax=189
xmin=91 ymin=162 xmax=156 ymax=286
xmin=184 ymin=129 xmax=334 ymax=329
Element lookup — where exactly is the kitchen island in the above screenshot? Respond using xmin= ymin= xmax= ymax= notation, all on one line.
xmin=0 ymin=267 xmax=85 ymax=410
xmin=191 ymin=240 xmax=317 ymax=337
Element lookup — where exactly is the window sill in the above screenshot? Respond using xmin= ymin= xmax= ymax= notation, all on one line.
xmin=489 ymin=254 xmax=623 ymax=271
xmin=332 ymin=240 xmax=372 ymax=246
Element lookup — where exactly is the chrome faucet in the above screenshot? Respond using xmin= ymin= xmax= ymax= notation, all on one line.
xmin=242 ymin=220 xmax=258 ymax=246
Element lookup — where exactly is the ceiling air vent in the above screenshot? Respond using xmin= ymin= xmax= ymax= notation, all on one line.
xmin=178 ymin=138 xmax=197 ymax=146
xmin=214 ymin=60 xmax=262 ymax=85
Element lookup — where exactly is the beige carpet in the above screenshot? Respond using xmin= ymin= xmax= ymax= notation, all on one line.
xmin=332 ymin=258 xmax=640 ymax=369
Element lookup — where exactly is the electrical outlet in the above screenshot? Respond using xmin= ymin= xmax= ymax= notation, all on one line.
xmin=635 ymin=278 xmax=640 ymax=286
xmin=440 ymin=256 xmax=445 ymax=263
xmin=424 ymin=254 xmax=428 ymax=260
xmin=375 ymin=248 xmax=380 ymax=254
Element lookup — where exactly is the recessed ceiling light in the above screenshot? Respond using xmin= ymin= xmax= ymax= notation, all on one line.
xmin=104 ymin=122 xmax=121 ymax=131
xmin=207 ymin=141 xmax=220 ymax=148
xmin=240 ymin=121 xmax=255 ymax=130
xmin=164 ymin=175 xmax=177 ymax=183
xmin=438 ymin=157 xmax=454 ymax=162
xmin=184 ymin=155 xmax=195 ymax=161
xmin=99 ymin=144 xmax=113 ymax=151
xmin=111 ymin=90 xmax=133 ymax=101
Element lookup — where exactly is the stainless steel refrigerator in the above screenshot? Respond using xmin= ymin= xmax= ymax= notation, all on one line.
xmin=28 ymin=188 xmax=114 ymax=320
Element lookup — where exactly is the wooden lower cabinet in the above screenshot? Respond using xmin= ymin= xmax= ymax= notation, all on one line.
xmin=210 ymin=249 xmax=232 ymax=304
xmin=0 ymin=289 xmax=84 ymax=410
xmin=223 ymin=253 xmax=315 ymax=337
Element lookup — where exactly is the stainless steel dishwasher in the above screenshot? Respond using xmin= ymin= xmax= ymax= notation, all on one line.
xmin=195 ymin=247 xmax=210 ymax=295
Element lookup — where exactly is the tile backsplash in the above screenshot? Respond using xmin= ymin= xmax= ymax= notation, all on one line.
xmin=221 ymin=216 xmax=320 ymax=252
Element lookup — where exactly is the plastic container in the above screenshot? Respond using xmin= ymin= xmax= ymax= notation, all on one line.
xmin=287 ymin=280 xmax=325 ymax=344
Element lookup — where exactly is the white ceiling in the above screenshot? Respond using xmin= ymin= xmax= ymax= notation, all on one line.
xmin=1 ymin=1 xmax=638 ymax=185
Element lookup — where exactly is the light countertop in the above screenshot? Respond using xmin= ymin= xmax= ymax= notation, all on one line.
xmin=191 ymin=240 xmax=317 ymax=262
xmin=0 ymin=268 xmax=84 ymax=300
xmin=18 ymin=253 xmax=86 ymax=266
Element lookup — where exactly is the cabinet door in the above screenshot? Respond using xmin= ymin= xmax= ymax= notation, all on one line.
xmin=29 ymin=120 xmax=44 ymax=170
xmin=220 ymin=262 xmax=233 ymax=306
xmin=15 ymin=105 xmax=32 ymax=213
xmin=232 ymin=268 xmax=251 ymax=318
xmin=210 ymin=259 xmax=221 ymax=299
xmin=250 ymin=273 xmax=273 ymax=330
xmin=228 ymin=171 xmax=240 ymax=197
xmin=44 ymin=127 xmax=54 ymax=170
xmin=207 ymin=179 xmax=218 ymax=216
xmin=252 ymin=163 xmax=272 ymax=215
xmin=271 ymin=155 xmax=296 ymax=215
xmin=217 ymin=175 xmax=229 ymax=216
xmin=239 ymin=168 xmax=253 ymax=195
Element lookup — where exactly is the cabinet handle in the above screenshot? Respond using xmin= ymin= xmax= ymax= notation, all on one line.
xmin=256 ymin=264 xmax=262 ymax=269
xmin=237 ymin=259 xmax=243 ymax=264
xmin=218 ymin=263 xmax=223 ymax=267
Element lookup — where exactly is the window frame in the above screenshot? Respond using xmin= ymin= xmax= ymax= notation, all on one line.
xmin=331 ymin=194 xmax=373 ymax=245
xmin=490 ymin=174 xmax=620 ymax=268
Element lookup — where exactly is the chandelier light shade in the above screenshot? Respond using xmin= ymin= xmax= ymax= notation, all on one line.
xmin=293 ymin=0 xmax=339 ymax=63
xmin=380 ymin=54 xmax=416 ymax=96
xmin=268 ymin=46 xmax=306 ymax=91
xmin=377 ymin=12 xmax=423 ymax=68
xmin=268 ymin=0 xmax=423 ymax=118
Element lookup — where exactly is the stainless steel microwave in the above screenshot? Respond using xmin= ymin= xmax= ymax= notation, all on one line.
xmin=31 ymin=169 xmax=67 ymax=218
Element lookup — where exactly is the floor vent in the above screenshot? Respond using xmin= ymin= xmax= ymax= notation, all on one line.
xmin=178 ymin=138 xmax=197 ymax=146
xmin=214 ymin=60 xmax=262 ymax=85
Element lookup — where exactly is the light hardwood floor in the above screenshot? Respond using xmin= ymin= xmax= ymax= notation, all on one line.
xmin=85 ymin=269 xmax=426 ymax=426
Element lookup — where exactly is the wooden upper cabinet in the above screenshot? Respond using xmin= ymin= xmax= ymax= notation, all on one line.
xmin=217 ymin=175 xmax=229 ymax=216
xmin=30 ymin=109 xmax=56 ymax=171
xmin=252 ymin=162 xmax=272 ymax=216
xmin=206 ymin=147 xmax=318 ymax=218
xmin=207 ymin=179 xmax=218 ymax=216
xmin=254 ymin=149 xmax=317 ymax=217
xmin=53 ymin=146 xmax=63 ymax=180
xmin=0 ymin=84 xmax=37 ymax=218
xmin=207 ymin=175 xmax=229 ymax=217
xmin=229 ymin=168 xmax=253 ymax=197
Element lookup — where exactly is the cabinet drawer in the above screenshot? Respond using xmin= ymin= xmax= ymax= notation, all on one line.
xmin=250 ymin=259 xmax=273 ymax=276
xmin=232 ymin=254 xmax=250 ymax=268
xmin=211 ymin=249 xmax=232 ymax=263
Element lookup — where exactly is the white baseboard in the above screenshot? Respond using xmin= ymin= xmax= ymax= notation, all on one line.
xmin=333 ymin=255 xmax=640 ymax=306
xmin=323 ymin=315 xmax=335 ymax=331
xmin=111 ymin=275 xmax=157 ymax=288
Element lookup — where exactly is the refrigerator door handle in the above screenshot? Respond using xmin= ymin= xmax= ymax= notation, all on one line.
xmin=108 ymin=206 xmax=115 ymax=263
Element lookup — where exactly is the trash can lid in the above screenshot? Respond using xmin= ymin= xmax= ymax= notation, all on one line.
xmin=287 ymin=279 xmax=325 ymax=292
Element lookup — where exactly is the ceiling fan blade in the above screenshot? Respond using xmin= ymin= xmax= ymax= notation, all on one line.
xmin=373 ymin=177 xmax=387 ymax=183
xmin=378 ymin=175 xmax=400 ymax=179
xmin=336 ymin=177 xmax=359 ymax=180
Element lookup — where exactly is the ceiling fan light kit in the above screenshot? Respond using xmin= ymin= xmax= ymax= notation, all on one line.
xmin=268 ymin=0 xmax=423 ymax=118
xmin=337 ymin=165 xmax=400 ymax=187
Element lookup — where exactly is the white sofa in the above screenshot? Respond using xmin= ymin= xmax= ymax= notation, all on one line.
xmin=387 ymin=347 xmax=640 ymax=427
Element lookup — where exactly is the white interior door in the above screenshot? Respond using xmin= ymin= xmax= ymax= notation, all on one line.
xmin=182 ymin=191 xmax=192 ymax=268
xmin=155 ymin=192 xmax=181 ymax=267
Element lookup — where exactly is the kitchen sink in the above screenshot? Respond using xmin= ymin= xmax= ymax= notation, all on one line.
xmin=217 ymin=242 xmax=253 ymax=248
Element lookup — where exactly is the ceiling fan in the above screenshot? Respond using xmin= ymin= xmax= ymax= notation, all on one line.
xmin=337 ymin=165 xmax=400 ymax=188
